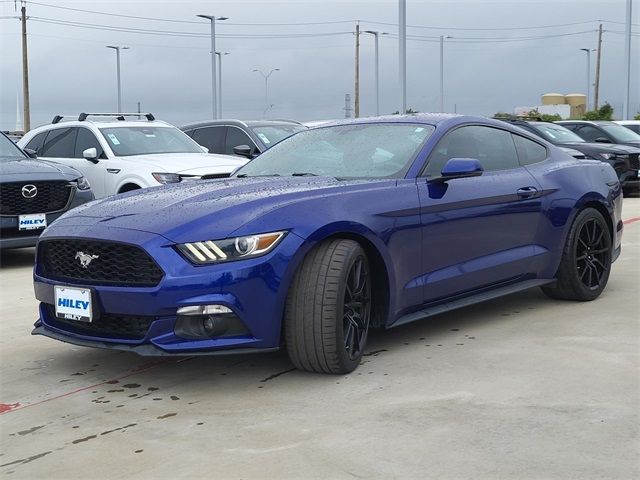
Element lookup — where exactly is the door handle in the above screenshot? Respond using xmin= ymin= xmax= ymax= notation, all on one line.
xmin=516 ymin=186 xmax=538 ymax=199
xmin=106 ymin=168 xmax=121 ymax=174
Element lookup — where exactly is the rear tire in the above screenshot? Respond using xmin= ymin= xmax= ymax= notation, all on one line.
xmin=285 ymin=239 xmax=371 ymax=374
xmin=541 ymin=207 xmax=612 ymax=301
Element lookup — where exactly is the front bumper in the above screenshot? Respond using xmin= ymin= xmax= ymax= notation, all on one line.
xmin=1 ymin=189 xmax=94 ymax=249
xmin=33 ymin=225 xmax=305 ymax=355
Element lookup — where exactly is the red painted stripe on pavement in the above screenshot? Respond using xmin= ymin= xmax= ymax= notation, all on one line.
xmin=623 ymin=216 xmax=640 ymax=225
xmin=0 ymin=358 xmax=177 ymax=416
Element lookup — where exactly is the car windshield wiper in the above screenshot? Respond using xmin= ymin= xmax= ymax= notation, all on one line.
xmin=236 ymin=173 xmax=281 ymax=178
xmin=291 ymin=172 xmax=319 ymax=176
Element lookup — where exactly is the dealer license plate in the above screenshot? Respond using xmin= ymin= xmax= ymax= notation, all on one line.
xmin=18 ymin=213 xmax=47 ymax=231
xmin=54 ymin=286 xmax=93 ymax=322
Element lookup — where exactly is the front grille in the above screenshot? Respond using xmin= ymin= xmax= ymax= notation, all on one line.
xmin=45 ymin=304 xmax=156 ymax=340
xmin=628 ymin=153 xmax=639 ymax=170
xmin=39 ymin=239 xmax=164 ymax=287
xmin=0 ymin=181 xmax=72 ymax=215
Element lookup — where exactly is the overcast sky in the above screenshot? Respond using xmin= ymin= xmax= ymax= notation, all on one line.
xmin=0 ymin=0 xmax=638 ymax=131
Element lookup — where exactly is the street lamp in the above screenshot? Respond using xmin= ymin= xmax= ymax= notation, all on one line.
xmin=197 ymin=14 xmax=228 ymax=119
xmin=364 ymin=31 xmax=388 ymax=116
xmin=580 ymin=48 xmax=595 ymax=111
xmin=439 ymin=35 xmax=452 ymax=113
xmin=215 ymin=51 xmax=230 ymax=118
xmin=253 ymin=68 xmax=280 ymax=119
xmin=106 ymin=45 xmax=129 ymax=112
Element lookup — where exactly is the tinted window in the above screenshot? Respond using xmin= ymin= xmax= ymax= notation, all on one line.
xmin=75 ymin=128 xmax=104 ymax=158
xmin=225 ymin=127 xmax=256 ymax=154
xmin=0 ymin=133 xmax=25 ymax=159
xmin=513 ymin=134 xmax=548 ymax=165
xmin=190 ymin=126 xmax=226 ymax=154
xmin=575 ymin=125 xmax=607 ymax=142
xmin=235 ymin=123 xmax=434 ymax=179
xmin=600 ymin=124 xmax=640 ymax=142
xmin=426 ymin=125 xmax=519 ymax=175
xmin=24 ymin=131 xmax=47 ymax=155
xmin=40 ymin=128 xmax=76 ymax=158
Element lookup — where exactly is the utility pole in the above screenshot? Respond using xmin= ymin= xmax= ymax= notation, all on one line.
xmin=197 ymin=14 xmax=228 ymax=120
xmin=106 ymin=46 xmax=129 ymax=112
xmin=137 ymin=101 xmax=141 ymax=119
xmin=399 ymin=0 xmax=407 ymax=114
xmin=594 ymin=23 xmax=603 ymax=110
xmin=20 ymin=3 xmax=30 ymax=132
xmin=364 ymin=31 xmax=385 ymax=116
xmin=253 ymin=68 xmax=280 ymax=119
xmin=354 ymin=23 xmax=360 ymax=118
xmin=622 ymin=0 xmax=632 ymax=119
xmin=439 ymin=35 xmax=452 ymax=113
xmin=580 ymin=48 xmax=593 ymax=111
xmin=216 ymin=52 xmax=229 ymax=118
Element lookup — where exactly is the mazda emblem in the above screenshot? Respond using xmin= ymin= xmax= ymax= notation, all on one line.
xmin=21 ymin=184 xmax=38 ymax=198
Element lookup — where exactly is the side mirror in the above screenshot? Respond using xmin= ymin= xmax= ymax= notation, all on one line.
xmin=199 ymin=145 xmax=209 ymax=153
xmin=594 ymin=137 xmax=611 ymax=143
xmin=233 ymin=144 xmax=255 ymax=159
xmin=439 ymin=158 xmax=484 ymax=180
xmin=23 ymin=148 xmax=37 ymax=159
xmin=83 ymin=147 xmax=99 ymax=163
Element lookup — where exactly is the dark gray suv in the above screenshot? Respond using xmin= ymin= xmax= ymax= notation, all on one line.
xmin=181 ymin=119 xmax=307 ymax=159
xmin=0 ymin=132 xmax=94 ymax=249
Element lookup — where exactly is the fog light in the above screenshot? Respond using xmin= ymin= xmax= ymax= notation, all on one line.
xmin=174 ymin=304 xmax=250 ymax=339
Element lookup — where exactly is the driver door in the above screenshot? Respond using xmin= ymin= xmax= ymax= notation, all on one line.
xmin=417 ymin=125 xmax=543 ymax=303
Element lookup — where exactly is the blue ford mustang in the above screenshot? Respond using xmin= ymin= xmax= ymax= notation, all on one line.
xmin=32 ymin=114 xmax=623 ymax=374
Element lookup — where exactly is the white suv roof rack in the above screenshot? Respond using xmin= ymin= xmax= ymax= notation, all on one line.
xmin=51 ymin=112 xmax=156 ymax=124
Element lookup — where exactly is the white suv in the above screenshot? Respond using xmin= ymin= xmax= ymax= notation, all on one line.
xmin=18 ymin=113 xmax=247 ymax=198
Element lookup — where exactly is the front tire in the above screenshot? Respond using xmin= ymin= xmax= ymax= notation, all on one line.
xmin=285 ymin=239 xmax=371 ymax=374
xmin=542 ymin=207 xmax=612 ymax=301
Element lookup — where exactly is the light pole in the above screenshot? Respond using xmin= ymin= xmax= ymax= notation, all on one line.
xmin=197 ymin=14 xmax=228 ymax=119
xmin=580 ymin=48 xmax=594 ymax=111
xmin=253 ymin=68 xmax=280 ymax=119
xmin=364 ymin=31 xmax=388 ymax=116
xmin=106 ymin=45 xmax=129 ymax=112
xmin=215 ymin=51 xmax=230 ymax=118
xmin=622 ymin=0 xmax=632 ymax=119
xmin=439 ymin=35 xmax=452 ymax=113
xmin=399 ymin=0 xmax=407 ymax=114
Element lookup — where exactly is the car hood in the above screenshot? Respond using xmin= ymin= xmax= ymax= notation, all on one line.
xmin=558 ymin=142 xmax=640 ymax=155
xmin=0 ymin=157 xmax=81 ymax=180
xmin=124 ymin=152 xmax=247 ymax=174
xmin=53 ymin=176 xmax=389 ymax=242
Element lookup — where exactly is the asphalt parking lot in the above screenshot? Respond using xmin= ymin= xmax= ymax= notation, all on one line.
xmin=0 ymin=198 xmax=638 ymax=479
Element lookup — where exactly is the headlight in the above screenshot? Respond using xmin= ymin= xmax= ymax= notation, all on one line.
xmin=598 ymin=153 xmax=616 ymax=160
xmin=176 ymin=231 xmax=286 ymax=264
xmin=152 ymin=172 xmax=181 ymax=184
xmin=74 ymin=176 xmax=91 ymax=190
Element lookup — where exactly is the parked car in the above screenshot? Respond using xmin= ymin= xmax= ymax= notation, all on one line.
xmin=615 ymin=120 xmax=640 ymax=135
xmin=499 ymin=119 xmax=639 ymax=192
xmin=18 ymin=113 xmax=247 ymax=199
xmin=0 ymin=131 xmax=93 ymax=249
xmin=32 ymin=114 xmax=622 ymax=374
xmin=181 ymin=119 xmax=307 ymax=158
xmin=557 ymin=120 xmax=640 ymax=148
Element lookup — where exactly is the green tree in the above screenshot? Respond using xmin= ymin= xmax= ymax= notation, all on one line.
xmin=582 ymin=102 xmax=614 ymax=120
xmin=391 ymin=108 xmax=419 ymax=115
xmin=634 ymin=113 xmax=640 ymax=120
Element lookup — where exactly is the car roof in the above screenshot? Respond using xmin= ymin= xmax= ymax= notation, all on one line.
xmin=315 ymin=113 xmax=464 ymax=128
xmin=615 ymin=120 xmax=640 ymax=125
xmin=556 ymin=120 xmax=618 ymax=126
xmin=31 ymin=120 xmax=174 ymax=131
xmin=180 ymin=119 xmax=305 ymax=130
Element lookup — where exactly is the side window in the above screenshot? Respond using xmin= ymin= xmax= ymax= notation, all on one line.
xmin=225 ymin=127 xmax=256 ymax=154
xmin=75 ymin=128 xmax=104 ymax=158
xmin=24 ymin=131 xmax=47 ymax=155
xmin=575 ymin=125 xmax=606 ymax=142
xmin=191 ymin=126 xmax=225 ymax=153
xmin=512 ymin=134 xmax=548 ymax=165
xmin=426 ymin=125 xmax=519 ymax=176
xmin=40 ymin=128 xmax=77 ymax=158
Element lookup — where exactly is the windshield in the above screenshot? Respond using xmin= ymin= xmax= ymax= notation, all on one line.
xmin=601 ymin=124 xmax=640 ymax=142
xmin=532 ymin=123 xmax=585 ymax=143
xmin=251 ymin=124 xmax=307 ymax=148
xmin=235 ymin=123 xmax=435 ymax=179
xmin=99 ymin=126 xmax=203 ymax=156
xmin=0 ymin=133 xmax=26 ymax=160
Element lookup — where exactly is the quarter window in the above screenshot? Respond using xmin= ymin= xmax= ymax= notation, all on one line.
xmin=426 ymin=125 xmax=519 ymax=176
xmin=24 ymin=131 xmax=47 ymax=155
xmin=40 ymin=128 xmax=77 ymax=158
xmin=512 ymin=134 xmax=548 ymax=165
